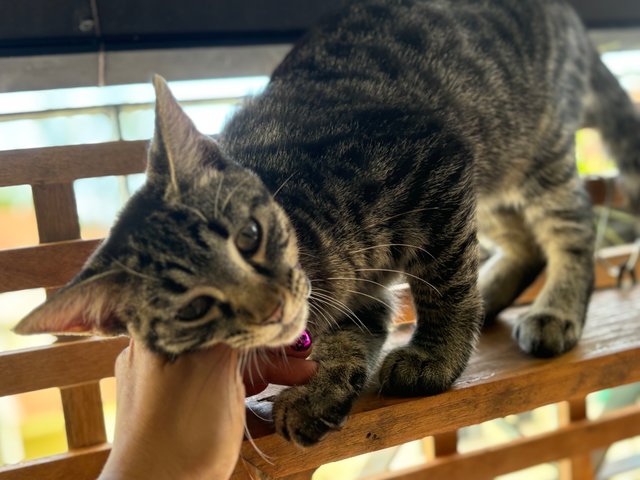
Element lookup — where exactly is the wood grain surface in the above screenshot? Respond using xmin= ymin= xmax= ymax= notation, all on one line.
xmin=236 ymin=287 xmax=640 ymax=478
xmin=368 ymin=405 xmax=640 ymax=480
xmin=0 ymin=141 xmax=147 ymax=187
xmin=0 ymin=445 xmax=110 ymax=480
xmin=0 ymin=239 xmax=100 ymax=293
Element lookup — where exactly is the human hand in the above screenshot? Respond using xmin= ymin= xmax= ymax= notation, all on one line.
xmin=99 ymin=342 xmax=245 ymax=480
xmin=99 ymin=331 xmax=317 ymax=480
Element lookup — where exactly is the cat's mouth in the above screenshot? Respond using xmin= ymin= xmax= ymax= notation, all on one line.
xmin=263 ymin=301 xmax=284 ymax=324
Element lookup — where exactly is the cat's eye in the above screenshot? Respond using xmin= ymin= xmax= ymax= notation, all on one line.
xmin=235 ymin=219 xmax=262 ymax=255
xmin=176 ymin=295 xmax=216 ymax=322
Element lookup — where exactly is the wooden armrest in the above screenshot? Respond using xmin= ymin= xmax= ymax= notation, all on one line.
xmin=234 ymin=287 xmax=640 ymax=478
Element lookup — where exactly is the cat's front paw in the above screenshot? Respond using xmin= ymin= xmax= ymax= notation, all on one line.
xmin=379 ymin=345 xmax=457 ymax=396
xmin=273 ymin=385 xmax=354 ymax=447
xmin=513 ymin=311 xmax=581 ymax=357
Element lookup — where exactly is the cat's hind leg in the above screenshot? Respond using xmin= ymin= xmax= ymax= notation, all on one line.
xmin=379 ymin=227 xmax=483 ymax=396
xmin=516 ymin=166 xmax=595 ymax=357
xmin=478 ymin=205 xmax=545 ymax=322
xmin=273 ymin=300 xmax=389 ymax=446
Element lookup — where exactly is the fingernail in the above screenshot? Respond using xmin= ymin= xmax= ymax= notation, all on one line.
xmin=292 ymin=329 xmax=312 ymax=352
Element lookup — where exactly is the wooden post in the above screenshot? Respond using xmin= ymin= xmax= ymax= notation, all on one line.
xmin=558 ymin=398 xmax=595 ymax=480
xmin=31 ymin=183 xmax=108 ymax=450
xmin=433 ymin=431 xmax=457 ymax=457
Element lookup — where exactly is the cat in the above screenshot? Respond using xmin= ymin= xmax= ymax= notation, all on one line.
xmin=15 ymin=0 xmax=640 ymax=447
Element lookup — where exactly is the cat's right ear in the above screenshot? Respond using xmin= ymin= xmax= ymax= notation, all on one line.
xmin=148 ymin=74 xmax=227 ymax=196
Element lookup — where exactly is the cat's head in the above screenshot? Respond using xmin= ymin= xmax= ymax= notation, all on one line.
xmin=14 ymin=75 xmax=309 ymax=355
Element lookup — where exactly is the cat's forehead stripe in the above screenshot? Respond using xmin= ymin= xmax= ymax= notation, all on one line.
xmin=161 ymin=278 xmax=189 ymax=294
xmin=206 ymin=220 xmax=230 ymax=239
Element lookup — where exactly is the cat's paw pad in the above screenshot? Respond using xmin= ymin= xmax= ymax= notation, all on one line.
xmin=273 ymin=386 xmax=353 ymax=447
xmin=513 ymin=311 xmax=580 ymax=357
xmin=379 ymin=345 xmax=455 ymax=396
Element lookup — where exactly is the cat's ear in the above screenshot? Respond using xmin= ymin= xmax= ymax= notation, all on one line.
xmin=149 ymin=75 xmax=226 ymax=194
xmin=13 ymin=274 xmax=127 ymax=337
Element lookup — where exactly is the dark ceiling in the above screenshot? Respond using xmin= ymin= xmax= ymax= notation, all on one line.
xmin=1 ymin=0 xmax=640 ymax=57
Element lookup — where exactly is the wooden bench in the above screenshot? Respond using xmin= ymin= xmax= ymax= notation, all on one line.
xmin=0 ymin=141 xmax=639 ymax=479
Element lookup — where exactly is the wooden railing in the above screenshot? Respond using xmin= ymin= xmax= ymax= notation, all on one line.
xmin=0 ymin=142 xmax=639 ymax=479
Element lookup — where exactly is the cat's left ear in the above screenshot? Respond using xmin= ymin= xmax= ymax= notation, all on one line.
xmin=13 ymin=274 xmax=127 ymax=337
xmin=148 ymin=75 xmax=226 ymax=194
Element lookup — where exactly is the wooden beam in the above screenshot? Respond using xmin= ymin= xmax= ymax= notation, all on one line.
xmin=368 ymin=405 xmax=640 ymax=480
xmin=0 ymin=337 xmax=127 ymax=397
xmin=558 ymin=398 xmax=595 ymax=480
xmin=32 ymin=183 xmax=80 ymax=242
xmin=0 ymin=444 xmax=110 ymax=480
xmin=0 ymin=239 xmax=100 ymax=293
xmin=0 ymin=141 xmax=146 ymax=187
xmin=515 ymin=243 xmax=640 ymax=305
xmin=236 ymin=287 xmax=640 ymax=478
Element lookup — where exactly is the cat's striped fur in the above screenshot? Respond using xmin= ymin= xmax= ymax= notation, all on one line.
xmin=16 ymin=0 xmax=640 ymax=446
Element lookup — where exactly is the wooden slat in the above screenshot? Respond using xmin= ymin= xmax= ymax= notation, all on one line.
xmin=32 ymin=183 xmax=80 ymax=243
xmin=515 ymin=243 xmax=640 ymax=305
xmin=368 ymin=405 xmax=640 ymax=480
xmin=60 ymin=384 xmax=107 ymax=448
xmin=584 ymin=176 xmax=626 ymax=208
xmin=31 ymin=178 xmax=108 ymax=450
xmin=433 ymin=431 xmax=457 ymax=457
xmin=0 ymin=239 xmax=100 ymax=293
xmin=0 ymin=337 xmax=128 ymax=397
xmin=0 ymin=141 xmax=147 ymax=187
xmin=236 ymin=287 xmax=640 ymax=478
xmin=0 ymin=144 xmax=618 ymax=192
xmin=0 ymin=444 xmax=110 ymax=480
xmin=559 ymin=399 xmax=595 ymax=480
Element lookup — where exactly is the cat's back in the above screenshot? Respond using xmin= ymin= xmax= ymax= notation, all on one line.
xmin=224 ymin=0 xmax=592 ymax=185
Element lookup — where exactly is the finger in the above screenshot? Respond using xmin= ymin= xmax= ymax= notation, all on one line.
xmin=114 ymin=339 xmax=134 ymax=375
xmin=244 ymin=381 xmax=269 ymax=397
xmin=244 ymin=355 xmax=317 ymax=388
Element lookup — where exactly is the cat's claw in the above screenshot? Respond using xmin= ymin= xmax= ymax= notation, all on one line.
xmin=513 ymin=311 xmax=580 ymax=357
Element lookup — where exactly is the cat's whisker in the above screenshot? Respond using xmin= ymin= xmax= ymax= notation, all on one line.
xmin=272 ymin=172 xmax=296 ymax=198
xmin=344 ymin=289 xmax=394 ymax=310
xmin=246 ymin=402 xmax=272 ymax=423
xmin=244 ymin=349 xmax=257 ymax=388
xmin=310 ymin=297 xmax=349 ymax=330
xmin=221 ymin=176 xmax=253 ymax=214
xmin=378 ymin=206 xmax=441 ymax=224
xmin=214 ymin=172 xmax=224 ymax=218
xmin=349 ymin=243 xmax=435 ymax=260
xmin=309 ymin=302 xmax=338 ymax=330
xmin=252 ymin=349 xmax=267 ymax=385
xmin=238 ymin=349 xmax=249 ymax=378
xmin=242 ymin=418 xmax=274 ymax=465
xmin=278 ymin=346 xmax=289 ymax=368
xmin=177 ymin=201 xmax=208 ymax=223
xmin=257 ymin=348 xmax=276 ymax=370
xmin=310 ymin=287 xmax=378 ymax=332
xmin=109 ymin=258 xmax=157 ymax=281
xmin=313 ymin=276 xmax=393 ymax=292
xmin=354 ymin=268 xmax=442 ymax=296
xmin=239 ymin=353 xmax=272 ymax=463
xmin=310 ymin=291 xmax=369 ymax=334
xmin=308 ymin=303 xmax=329 ymax=327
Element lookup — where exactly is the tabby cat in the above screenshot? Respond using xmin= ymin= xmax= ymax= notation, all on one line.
xmin=16 ymin=0 xmax=640 ymax=446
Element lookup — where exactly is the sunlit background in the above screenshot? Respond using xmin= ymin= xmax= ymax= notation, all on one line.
xmin=0 ymin=48 xmax=639 ymax=479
